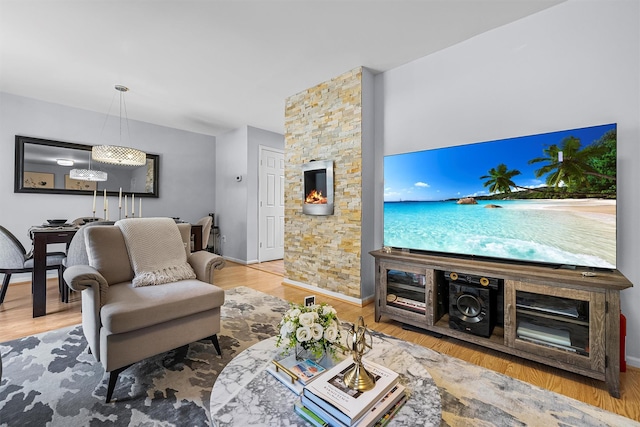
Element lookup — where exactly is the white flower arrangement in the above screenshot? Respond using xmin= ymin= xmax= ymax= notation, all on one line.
xmin=276 ymin=302 xmax=341 ymax=359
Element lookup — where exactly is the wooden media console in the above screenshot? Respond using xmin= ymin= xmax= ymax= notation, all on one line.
xmin=371 ymin=249 xmax=633 ymax=398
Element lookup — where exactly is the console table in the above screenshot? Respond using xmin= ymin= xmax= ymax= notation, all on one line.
xmin=371 ymin=249 xmax=633 ymax=398
xmin=209 ymin=335 xmax=442 ymax=426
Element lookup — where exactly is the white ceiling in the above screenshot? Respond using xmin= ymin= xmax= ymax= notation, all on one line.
xmin=0 ymin=0 xmax=562 ymax=137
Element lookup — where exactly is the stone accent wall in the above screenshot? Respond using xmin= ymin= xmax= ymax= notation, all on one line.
xmin=284 ymin=67 xmax=364 ymax=298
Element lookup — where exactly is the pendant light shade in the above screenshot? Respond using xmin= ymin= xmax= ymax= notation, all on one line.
xmin=69 ymin=168 xmax=108 ymax=181
xmin=92 ymin=85 xmax=147 ymax=166
xmin=91 ymin=145 xmax=146 ymax=166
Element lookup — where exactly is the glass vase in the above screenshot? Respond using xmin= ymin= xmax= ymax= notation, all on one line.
xmin=295 ymin=343 xmax=327 ymax=365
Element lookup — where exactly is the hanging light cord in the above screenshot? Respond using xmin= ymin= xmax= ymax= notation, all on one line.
xmin=97 ymin=85 xmax=131 ymax=147
xmin=98 ymin=89 xmax=118 ymax=141
xmin=118 ymin=85 xmax=131 ymax=147
xmin=118 ymin=87 xmax=132 ymax=147
xmin=119 ymin=90 xmax=123 ymax=145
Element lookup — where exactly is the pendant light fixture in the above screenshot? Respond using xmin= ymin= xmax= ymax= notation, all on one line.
xmin=70 ymin=151 xmax=108 ymax=181
xmin=92 ymin=85 xmax=147 ymax=166
xmin=69 ymin=168 xmax=108 ymax=181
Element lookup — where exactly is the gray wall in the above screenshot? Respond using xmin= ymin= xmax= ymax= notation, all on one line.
xmin=360 ymin=67 xmax=378 ymax=299
xmin=215 ymin=125 xmax=284 ymax=263
xmin=246 ymin=126 xmax=285 ymax=262
xmin=213 ymin=127 xmax=248 ymax=262
xmin=0 ymin=92 xmax=216 ymax=255
xmin=376 ymin=0 xmax=640 ymax=364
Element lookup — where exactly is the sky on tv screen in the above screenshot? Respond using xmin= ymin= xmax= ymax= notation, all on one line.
xmin=384 ymin=123 xmax=616 ymax=202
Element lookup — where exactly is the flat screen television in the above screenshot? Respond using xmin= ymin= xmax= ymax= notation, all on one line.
xmin=383 ymin=123 xmax=617 ymax=270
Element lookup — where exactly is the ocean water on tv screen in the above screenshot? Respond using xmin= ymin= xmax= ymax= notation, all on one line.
xmin=383 ymin=199 xmax=616 ymax=269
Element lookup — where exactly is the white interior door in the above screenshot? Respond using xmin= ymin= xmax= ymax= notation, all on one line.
xmin=259 ymin=147 xmax=285 ymax=262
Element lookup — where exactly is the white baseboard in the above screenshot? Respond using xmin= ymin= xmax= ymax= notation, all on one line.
xmin=8 ymin=271 xmax=58 ymax=284
xmin=8 ymin=272 xmax=31 ymax=284
xmin=283 ymin=278 xmax=374 ymax=307
xmin=222 ymin=256 xmax=248 ymax=265
xmin=626 ymin=355 xmax=640 ymax=369
xmin=221 ymin=257 xmax=264 ymax=265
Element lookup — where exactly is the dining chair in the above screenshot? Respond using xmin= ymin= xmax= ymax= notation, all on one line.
xmin=194 ymin=216 xmax=213 ymax=251
xmin=0 ymin=225 xmax=66 ymax=304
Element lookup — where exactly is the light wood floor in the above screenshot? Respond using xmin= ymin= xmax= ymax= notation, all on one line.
xmin=1 ymin=260 xmax=638 ymax=422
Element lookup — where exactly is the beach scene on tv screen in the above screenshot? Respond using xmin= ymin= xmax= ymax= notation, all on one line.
xmin=384 ymin=123 xmax=617 ymax=269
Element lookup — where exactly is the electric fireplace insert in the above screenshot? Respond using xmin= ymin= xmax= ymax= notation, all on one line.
xmin=302 ymin=160 xmax=334 ymax=215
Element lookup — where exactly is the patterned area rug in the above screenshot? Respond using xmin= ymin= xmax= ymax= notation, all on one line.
xmin=0 ymin=286 xmax=637 ymax=426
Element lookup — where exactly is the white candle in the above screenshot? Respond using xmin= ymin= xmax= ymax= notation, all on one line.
xmin=124 ymin=195 xmax=128 ymax=217
xmin=92 ymin=189 xmax=96 ymax=212
xmin=118 ymin=187 xmax=122 ymax=208
xmin=139 ymin=198 xmax=142 ymax=218
xmin=132 ymin=193 xmax=135 ymax=215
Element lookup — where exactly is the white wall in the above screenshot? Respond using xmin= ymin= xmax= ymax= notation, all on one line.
xmin=0 ymin=92 xmax=216 ymax=253
xmin=215 ymin=125 xmax=284 ymax=263
xmin=377 ymin=0 xmax=640 ymax=364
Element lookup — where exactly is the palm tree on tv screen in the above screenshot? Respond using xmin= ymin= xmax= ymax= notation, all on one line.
xmin=585 ymin=130 xmax=617 ymax=195
xmin=480 ymin=163 xmax=522 ymax=194
xmin=529 ymin=133 xmax=616 ymax=196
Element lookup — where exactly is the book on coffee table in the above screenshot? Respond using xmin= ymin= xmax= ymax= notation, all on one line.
xmin=303 ymin=356 xmax=400 ymax=425
xmin=299 ymin=382 xmax=407 ymax=427
xmin=294 ymin=399 xmax=330 ymax=427
xmin=267 ymin=354 xmax=327 ymax=395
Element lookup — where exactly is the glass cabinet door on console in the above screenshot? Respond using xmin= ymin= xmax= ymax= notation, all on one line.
xmin=376 ymin=261 xmax=436 ymax=326
xmin=504 ymin=281 xmax=605 ymax=373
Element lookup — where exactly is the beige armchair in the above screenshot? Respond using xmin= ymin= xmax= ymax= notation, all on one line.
xmin=63 ymin=218 xmax=226 ymax=402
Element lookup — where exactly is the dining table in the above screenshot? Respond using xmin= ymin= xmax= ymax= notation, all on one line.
xmin=29 ymin=221 xmax=204 ymax=318
xmin=29 ymin=225 xmax=78 ymax=317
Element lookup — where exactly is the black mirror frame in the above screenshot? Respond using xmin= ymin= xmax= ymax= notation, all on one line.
xmin=14 ymin=135 xmax=159 ymax=198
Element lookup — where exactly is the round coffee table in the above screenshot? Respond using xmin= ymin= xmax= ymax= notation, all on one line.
xmin=209 ymin=335 xmax=441 ymax=426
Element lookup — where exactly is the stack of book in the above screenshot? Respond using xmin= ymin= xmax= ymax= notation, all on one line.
xmin=295 ymin=356 xmax=407 ymax=427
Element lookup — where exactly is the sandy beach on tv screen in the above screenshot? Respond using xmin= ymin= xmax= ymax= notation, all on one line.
xmin=527 ymin=199 xmax=616 ymax=216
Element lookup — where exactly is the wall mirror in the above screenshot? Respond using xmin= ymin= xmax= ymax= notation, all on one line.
xmin=14 ymin=135 xmax=159 ymax=197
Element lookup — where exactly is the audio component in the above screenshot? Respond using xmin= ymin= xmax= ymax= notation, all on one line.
xmin=445 ymin=271 xmax=499 ymax=289
xmin=447 ymin=271 xmax=501 ymax=338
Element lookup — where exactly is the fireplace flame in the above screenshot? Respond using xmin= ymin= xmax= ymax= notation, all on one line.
xmin=305 ymin=189 xmax=327 ymax=204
